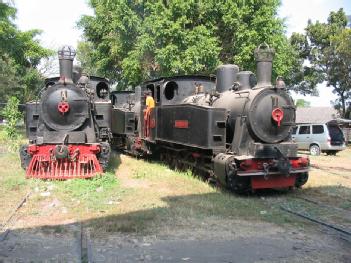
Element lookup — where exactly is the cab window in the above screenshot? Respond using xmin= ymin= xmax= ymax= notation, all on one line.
xmin=292 ymin=127 xmax=298 ymax=135
xmin=299 ymin=125 xmax=310 ymax=134
xmin=312 ymin=125 xmax=324 ymax=134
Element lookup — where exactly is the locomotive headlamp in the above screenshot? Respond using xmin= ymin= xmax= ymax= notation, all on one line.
xmin=58 ymin=45 xmax=76 ymax=60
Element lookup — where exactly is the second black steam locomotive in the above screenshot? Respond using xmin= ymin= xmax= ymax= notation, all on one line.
xmin=111 ymin=44 xmax=309 ymax=192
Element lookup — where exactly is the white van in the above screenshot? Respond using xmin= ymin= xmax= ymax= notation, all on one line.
xmin=291 ymin=123 xmax=346 ymax=156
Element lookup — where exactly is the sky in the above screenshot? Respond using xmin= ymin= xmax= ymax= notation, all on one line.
xmin=13 ymin=0 xmax=351 ymax=107
xmin=278 ymin=0 xmax=351 ymax=107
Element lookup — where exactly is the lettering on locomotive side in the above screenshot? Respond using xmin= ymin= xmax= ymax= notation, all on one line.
xmin=174 ymin=120 xmax=189 ymax=129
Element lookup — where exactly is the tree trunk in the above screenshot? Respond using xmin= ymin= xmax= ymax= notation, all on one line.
xmin=341 ymin=93 xmax=346 ymax=118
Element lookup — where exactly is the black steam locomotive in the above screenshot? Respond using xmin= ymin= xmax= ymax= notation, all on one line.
xmin=19 ymin=43 xmax=309 ymax=190
xmin=111 ymin=44 xmax=309 ymax=192
xmin=20 ymin=46 xmax=112 ymax=179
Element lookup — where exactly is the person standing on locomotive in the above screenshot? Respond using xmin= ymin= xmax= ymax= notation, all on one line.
xmin=145 ymin=90 xmax=155 ymax=109
xmin=144 ymin=90 xmax=155 ymax=137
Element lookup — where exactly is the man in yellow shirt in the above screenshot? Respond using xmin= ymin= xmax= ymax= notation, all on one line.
xmin=145 ymin=90 xmax=155 ymax=109
xmin=144 ymin=90 xmax=155 ymax=137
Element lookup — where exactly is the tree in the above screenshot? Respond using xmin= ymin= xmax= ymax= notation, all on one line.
xmin=1 ymin=96 xmax=22 ymax=140
xmin=78 ymin=0 xmax=303 ymax=90
xmin=290 ymin=9 xmax=351 ymax=117
xmin=328 ymin=28 xmax=351 ymax=117
xmin=76 ymin=41 xmax=98 ymax=76
xmin=0 ymin=1 xmax=52 ymax=102
xmin=0 ymin=55 xmax=20 ymax=100
xmin=295 ymin=99 xmax=311 ymax=108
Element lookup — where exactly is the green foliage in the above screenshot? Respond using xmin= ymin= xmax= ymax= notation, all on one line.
xmin=78 ymin=0 xmax=301 ymax=90
xmin=76 ymin=41 xmax=98 ymax=76
xmin=0 ymin=55 xmax=20 ymax=100
xmin=328 ymin=28 xmax=351 ymax=117
xmin=295 ymin=99 xmax=311 ymax=108
xmin=290 ymin=9 xmax=351 ymax=116
xmin=0 ymin=2 xmax=53 ymax=102
xmin=1 ymin=96 xmax=22 ymax=140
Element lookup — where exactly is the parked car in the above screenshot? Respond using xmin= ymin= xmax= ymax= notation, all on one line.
xmin=291 ymin=123 xmax=346 ymax=156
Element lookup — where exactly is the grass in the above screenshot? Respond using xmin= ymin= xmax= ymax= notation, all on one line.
xmin=25 ymin=154 xmax=126 ymax=218
xmin=84 ymin=155 xmax=307 ymax=235
xmin=53 ymin=172 xmax=122 ymax=210
xmin=300 ymin=147 xmax=351 ymax=205
xmin=0 ymin=151 xmax=31 ymax=225
xmin=0 ymin=137 xmax=350 ymax=237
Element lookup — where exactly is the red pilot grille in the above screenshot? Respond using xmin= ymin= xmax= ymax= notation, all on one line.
xmin=26 ymin=144 xmax=102 ymax=179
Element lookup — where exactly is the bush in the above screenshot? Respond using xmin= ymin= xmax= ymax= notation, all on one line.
xmin=1 ymin=96 xmax=23 ymax=151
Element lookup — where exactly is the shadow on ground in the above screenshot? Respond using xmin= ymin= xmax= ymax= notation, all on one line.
xmin=0 ymin=185 xmax=350 ymax=262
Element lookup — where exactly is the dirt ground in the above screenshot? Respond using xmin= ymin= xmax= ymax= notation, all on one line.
xmin=0 ymin=148 xmax=350 ymax=262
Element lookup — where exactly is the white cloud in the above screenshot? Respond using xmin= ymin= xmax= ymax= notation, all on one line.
xmin=14 ymin=0 xmax=93 ymax=49
xmin=279 ymin=0 xmax=350 ymax=36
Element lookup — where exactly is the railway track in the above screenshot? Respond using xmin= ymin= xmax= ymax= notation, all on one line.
xmin=0 ymin=190 xmax=94 ymax=262
xmin=0 ymin=191 xmax=31 ymax=242
xmin=278 ymin=195 xmax=351 ymax=243
xmin=311 ymin=164 xmax=351 ymax=174
xmin=79 ymin=223 xmax=94 ymax=263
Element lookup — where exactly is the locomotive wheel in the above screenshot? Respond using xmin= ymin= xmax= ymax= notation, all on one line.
xmin=227 ymin=172 xmax=250 ymax=194
xmin=295 ymin=172 xmax=309 ymax=188
xmin=165 ymin=152 xmax=176 ymax=169
xmin=178 ymin=162 xmax=187 ymax=172
xmin=160 ymin=152 xmax=166 ymax=162
xmin=19 ymin=144 xmax=32 ymax=170
xmin=98 ymin=142 xmax=111 ymax=172
xmin=170 ymin=158 xmax=177 ymax=170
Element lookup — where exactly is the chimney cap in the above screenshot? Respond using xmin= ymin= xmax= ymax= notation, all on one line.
xmin=58 ymin=45 xmax=76 ymax=60
xmin=254 ymin=43 xmax=275 ymax=62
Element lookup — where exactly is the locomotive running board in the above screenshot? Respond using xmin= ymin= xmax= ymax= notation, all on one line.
xmin=237 ymin=168 xmax=309 ymax=176
xmin=26 ymin=154 xmax=103 ymax=179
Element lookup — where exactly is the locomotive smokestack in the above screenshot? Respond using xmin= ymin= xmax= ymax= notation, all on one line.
xmin=254 ymin=43 xmax=275 ymax=87
xmin=216 ymin=64 xmax=239 ymax=93
xmin=58 ymin=45 xmax=76 ymax=84
xmin=237 ymin=71 xmax=255 ymax=90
